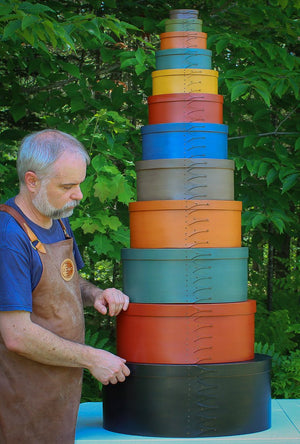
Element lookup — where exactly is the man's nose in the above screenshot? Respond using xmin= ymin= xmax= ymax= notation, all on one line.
xmin=71 ymin=186 xmax=83 ymax=200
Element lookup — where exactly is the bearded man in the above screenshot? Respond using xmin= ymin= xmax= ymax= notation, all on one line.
xmin=0 ymin=129 xmax=130 ymax=444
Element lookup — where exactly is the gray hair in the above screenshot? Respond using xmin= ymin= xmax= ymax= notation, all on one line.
xmin=17 ymin=129 xmax=90 ymax=184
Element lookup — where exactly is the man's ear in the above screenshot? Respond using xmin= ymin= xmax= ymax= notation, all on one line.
xmin=24 ymin=171 xmax=40 ymax=193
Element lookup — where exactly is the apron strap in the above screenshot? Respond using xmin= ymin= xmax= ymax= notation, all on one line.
xmin=58 ymin=219 xmax=71 ymax=239
xmin=0 ymin=204 xmax=46 ymax=254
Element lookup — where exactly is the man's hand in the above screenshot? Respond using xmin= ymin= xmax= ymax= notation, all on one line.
xmin=94 ymin=288 xmax=129 ymax=316
xmin=88 ymin=349 xmax=130 ymax=385
xmin=79 ymin=277 xmax=129 ymax=316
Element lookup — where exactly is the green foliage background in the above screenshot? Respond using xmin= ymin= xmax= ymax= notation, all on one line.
xmin=0 ymin=0 xmax=299 ymax=400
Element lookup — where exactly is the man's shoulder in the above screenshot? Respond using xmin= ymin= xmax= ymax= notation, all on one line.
xmin=0 ymin=205 xmax=24 ymax=235
xmin=0 ymin=200 xmax=32 ymax=251
xmin=0 ymin=213 xmax=31 ymax=250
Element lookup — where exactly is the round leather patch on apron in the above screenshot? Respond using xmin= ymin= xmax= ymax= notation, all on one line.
xmin=60 ymin=258 xmax=75 ymax=281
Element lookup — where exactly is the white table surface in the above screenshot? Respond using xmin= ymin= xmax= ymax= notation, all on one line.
xmin=75 ymin=399 xmax=300 ymax=444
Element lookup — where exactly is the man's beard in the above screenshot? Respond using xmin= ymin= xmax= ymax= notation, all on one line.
xmin=33 ymin=183 xmax=80 ymax=219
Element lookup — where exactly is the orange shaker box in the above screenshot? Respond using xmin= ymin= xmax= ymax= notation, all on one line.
xmin=117 ymin=300 xmax=256 ymax=364
xmin=147 ymin=93 xmax=224 ymax=124
xmin=129 ymin=200 xmax=242 ymax=249
xmin=160 ymin=31 xmax=207 ymax=50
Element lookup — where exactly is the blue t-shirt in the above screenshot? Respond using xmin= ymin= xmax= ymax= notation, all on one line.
xmin=0 ymin=197 xmax=84 ymax=312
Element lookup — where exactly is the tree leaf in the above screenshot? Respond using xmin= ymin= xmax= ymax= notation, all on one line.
xmin=135 ymin=47 xmax=146 ymax=64
xmin=3 ymin=20 xmax=21 ymax=39
xmin=83 ymin=19 xmax=101 ymax=39
xmin=71 ymin=95 xmax=85 ymax=112
xmin=90 ymin=233 xmax=114 ymax=255
xmin=103 ymin=0 xmax=117 ymax=7
xmin=279 ymin=167 xmax=297 ymax=181
xmin=120 ymin=57 xmax=137 ymax=69
xmin=80 ymin=175 xmax=94 ymax=202
xmin=233 ymin=157 xmax=245 ymax=170
xmin=243 ymin=135 xmax=257 ymax=148
xmin=101 ymin=215 xmax=122 ymax=231
xmin=270 ymin=215 xmax=285 ymax=233
xmin=288 ymin=78 xmax=299 ymax=99
xmin=81 ymin=219 xmax=105 ymax=234
xmin=252 ymin=213 xmax=267 ymax=228
xmin=215 ymin=37 xmax=228 ymax=55
xmin=275 ymin=79 xmax=289 ymax=98
xmin=18 ymin=2 xmax=55 ymax=14
xmin=0 ymin=4 xmax=14 ymax=14
xmin=39 ymin=61 xmax=53 ymax=77
xmin=91 ymin=154 xmax=106 ymax=172
xmin=254 ymin=82 xmax=271 ymax=106
xmin=22 ymin=28 xmax=36 ymax=46
xmin=60 ymin=61 xmax=81 ymax=79
xmin=135 ymin=64 xmax=147 ymax=75
xmin=231 ymin=83 xmax=249 ymax=101
xmin=93 ymin=176 xmax=118 ymax=201
xmin=10 ymin=103 xmax=26 ymax=122
xmin=266 ymin=168 xmax=278 ymax=186
xmin=22 ymin=15 xmax=39 ymax=30
xmin=117 ymin=180 xmax=135 ymax=204
xmin=257 ymin=162 xmax=269 ymax=178
xmin=281 ymin=173 xmax=298 ymax=193
xmin=101 ymin=164 xmax=120 ymax=174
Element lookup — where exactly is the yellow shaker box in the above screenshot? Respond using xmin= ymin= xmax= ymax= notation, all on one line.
xmin=152 ymin=69 xmax=218 ymax=95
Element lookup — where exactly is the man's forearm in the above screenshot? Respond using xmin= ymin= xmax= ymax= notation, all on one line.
xmin=0 ymin=310 xmax=93 ymax=368
xmin=0 ymin=310 xmax=130 ymax=384
xmin=79 ymin=276 xmax=102 ymax=306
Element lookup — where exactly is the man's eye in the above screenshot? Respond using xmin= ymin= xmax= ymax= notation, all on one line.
xmin=63 ymin=186 xmax=72 ymax=190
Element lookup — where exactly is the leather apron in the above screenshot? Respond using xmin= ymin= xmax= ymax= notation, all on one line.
xmin=0 ymin=205 xmax=85 ymax=444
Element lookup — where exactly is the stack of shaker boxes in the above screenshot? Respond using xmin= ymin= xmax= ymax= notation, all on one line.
xmin=103 ymin=9 xmax=271 ymax=438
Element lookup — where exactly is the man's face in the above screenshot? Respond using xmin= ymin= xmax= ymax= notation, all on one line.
xmin=33 ymin=151 xmax=86 ymax=219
